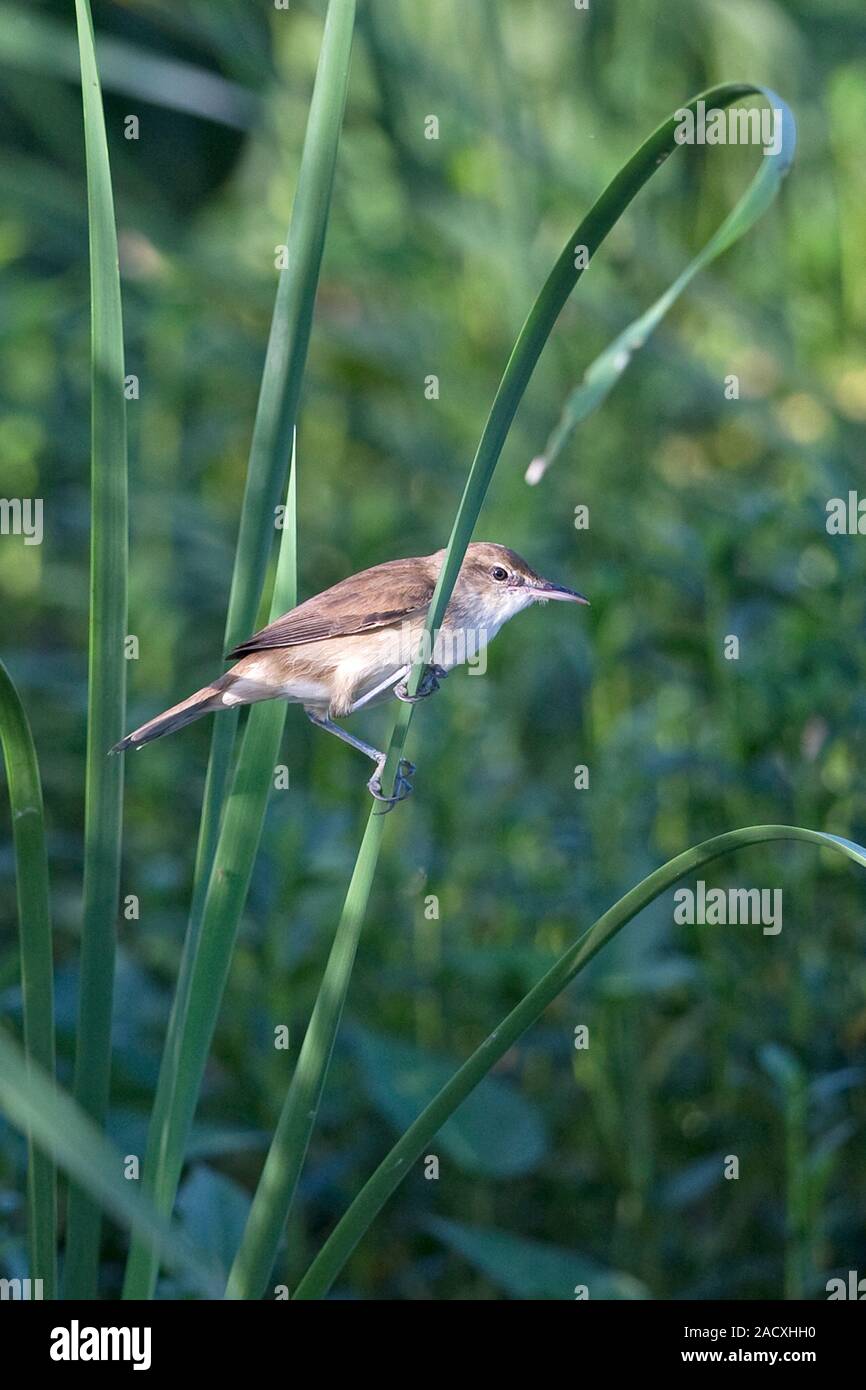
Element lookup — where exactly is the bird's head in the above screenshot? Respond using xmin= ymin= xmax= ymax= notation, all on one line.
xmin=442 ymin=541 xmax=589 ymax=629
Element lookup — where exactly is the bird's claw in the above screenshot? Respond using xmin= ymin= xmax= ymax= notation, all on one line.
xmin=368 ymin=756 xmax=415 ymax=812
xmin=394 ymin=664 xmax=447 ymax=704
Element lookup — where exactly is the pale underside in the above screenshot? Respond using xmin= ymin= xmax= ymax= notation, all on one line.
xmin=222 ymin=590 xmax=531 ymax=720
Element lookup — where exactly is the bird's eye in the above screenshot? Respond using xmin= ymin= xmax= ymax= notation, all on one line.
xmin=491 ymin=566 xmax=508 ymax=582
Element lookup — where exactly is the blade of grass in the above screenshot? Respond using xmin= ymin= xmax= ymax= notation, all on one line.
xmin=761 ymin=1044 xmax=810 ymax=1298
xmin=64 ymin=0 xmax=129 ymax=1299
xmin=0 ymin=1029 xmax=220 ymax=1297
xmin=0 ymin=661 xmax=56 ymax=1298
xmin=190 ymin=0 xmax=356 ymax=943
xmin=0 ymin=1 xmax=259 ymax=131
xmin=123 ymin=0 xmax=357 ymax=1300
xmin=226 ymin=83 xmax=796 ymax=1299
xmin=527 ymin=103 xmax=796 ymax=480
xmin=123 ymin=450 xmax=297 ymax=1303
xmin=293 ymin=826 xmax=866 ymax=1298
xmin=226 ymin=808 xmax=388 ymax=1297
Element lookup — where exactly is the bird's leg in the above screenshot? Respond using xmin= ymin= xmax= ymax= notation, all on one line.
xmin=305 ymin=710 xmax=415 ymax=810
xmin=393 ymin=663 xmax=447 ymax=705
xmin=347 ymin=664 xmax=411 ymax=713
xmin=305 ymin=709 xmax=386 ymax=763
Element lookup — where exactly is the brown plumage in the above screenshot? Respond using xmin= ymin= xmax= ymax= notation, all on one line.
xmin=225 ymin=555 xmax=436 ymax=657
xmin=113 ymin=542 xmax=588 ymax=804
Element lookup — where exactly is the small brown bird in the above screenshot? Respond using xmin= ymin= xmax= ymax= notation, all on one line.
xmin=113 ymin=541 xmax=588 ymax=805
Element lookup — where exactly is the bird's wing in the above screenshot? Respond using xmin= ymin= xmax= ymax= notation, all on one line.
xmin=225 ymin=557 xmax=435 ymax=658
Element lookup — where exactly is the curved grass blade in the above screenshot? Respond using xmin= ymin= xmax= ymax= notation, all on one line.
xmin=65 ymin=0 xmax=128 ymax=1299
xmin=226 ymin=82 xmax=796 ymax=1300
xmin=0 ymin=661 xmax=56 ymax=1298
xmin=0 ymin=1030 xmax=220 ymax=1298
xmin=293 ymin=826 xmax=866 ymax=1298
xmin=527 ymin=94 xmax=796 ymax=482
xmin=123 ymin=0 xmax=357 ymax=1302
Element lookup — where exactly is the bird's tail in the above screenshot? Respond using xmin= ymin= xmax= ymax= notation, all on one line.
xmin=111 ymin=676 xmax=232 ymax=753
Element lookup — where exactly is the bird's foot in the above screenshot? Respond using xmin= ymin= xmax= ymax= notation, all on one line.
xmin=393 ymin=664 xmax=447 ymax=704
xmin=368 ymin=756 xmax=416 ymax=812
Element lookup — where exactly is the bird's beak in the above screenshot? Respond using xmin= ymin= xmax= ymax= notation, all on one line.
xmin=530 ymin=578 xmax=590 ymax=605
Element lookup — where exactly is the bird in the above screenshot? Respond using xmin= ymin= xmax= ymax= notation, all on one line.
xmin=112 ymin=541 xmax=589 ymax=806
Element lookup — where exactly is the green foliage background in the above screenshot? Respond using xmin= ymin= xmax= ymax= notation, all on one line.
xmin=2 ymin=0 xmax=865 ymax=1298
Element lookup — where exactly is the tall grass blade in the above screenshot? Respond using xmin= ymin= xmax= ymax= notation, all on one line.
xmin=761 ymin=1044 xmax=810 ymax=1298
xmin=0 ymin=661 xmax=56 ymax=1298
xmin=123 ymin=451 xmax=297 ymax=1302
xmin=190 ymin=0 xmax=356 ymax=936
xmin=227 ymin=83 xmax=795 ymax=1300
xmin=0 ymin=1030 xmax=220 ymax=1297
xmin=294 ymin=827 xmax=866 ymax=1298
xmin=123 ymin=0 xmax=357 ymax=1301
xmin=528 ymin=96 xmax=796 ymax=481
xmin=65 ymin=0 xmax=128 ymax=1299
xmin=226 ymin=810 xmax=388 ymax=1297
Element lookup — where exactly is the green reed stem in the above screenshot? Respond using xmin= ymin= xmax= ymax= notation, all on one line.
xmin=65 ymin=0 xmax=128 ymax=1299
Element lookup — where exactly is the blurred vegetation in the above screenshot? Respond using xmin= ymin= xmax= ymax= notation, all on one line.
xmin=2 ymin=0 xmax=866 ymax=1299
